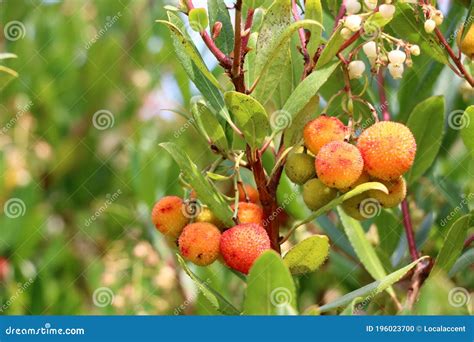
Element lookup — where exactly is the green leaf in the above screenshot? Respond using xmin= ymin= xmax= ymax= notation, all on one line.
xmin=319 ymin=257 xmax=427 ymax=312
xmin=432 ymin=214 xmax=473 ymax=276
xmin=389 ymin=3 xmax=449 ymax=65
xmin=283 ymin=235 xmax=330 ymax=275
xmin=461 ymin=105 xmax=474 ymax=156
xmin=177 ymin=255 xmax=240 ymax=315
xmin=405 ymin=96 xmax=445 ymax=185
xmin=0 ymin=53 xmax=17 ymax=60
xmin=191 ymin=100 xmax=229 ymax=152
xmin=253 ymin=0 xmax=322 ymax=104
xmin=337 ymin=207 xmax=395 ymax=297
xmin=189 ymin=8 xmax=209 ymax=32
xmin=243 ymin=250 xmax=297 ymax=315
xmin=208 ymin=0 xmax=234 ymax=54
xmin=302 ymin=305 xmax=320 ymax=315
xmin=159 ymin=15 xmax=232 ymax=125
xmin=0 ymin=65 xmax=18 ymax=78
xmin=375 ymin=210 xmax=403 ymax=259
xmin=449 ymin=248 xmax=474 ymax=277
xmin=159 ymin=142 xmax=233 ymax=226
xmin=461 ymin=1 xmax=473 ymax=40
xmin=224 ymin=91 xmax=270 ymax=148
xmin=315 ymin=25 xmax=345 ymax=68
xmin=291 ymin=182 xmax=388 ymax=230
xmin=305 ymin=0 xmax=323 ymax=57
xmin=340 ymin=298 xmax=363 ymax=315
xmin=282 ymin=61 xmax=340 ymax=147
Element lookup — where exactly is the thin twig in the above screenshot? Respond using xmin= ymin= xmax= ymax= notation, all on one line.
xmin=402 ymin=199 xmax=420 ymax=262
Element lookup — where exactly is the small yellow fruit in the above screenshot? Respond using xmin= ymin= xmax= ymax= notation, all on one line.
xmin=152 ymin=196 xmax=189 ymax=238
xmin=285 ymin=153 xmax=316 ymax=185
xmin=457 ymin=24 xmax=474 ymax=60
xmin=302 ymin=178 xmax=338 ymax=211
xmin=195 ymin=207 xmax=225 ymax=229
xmin=367 ymin=177 xmax=407 ymax=208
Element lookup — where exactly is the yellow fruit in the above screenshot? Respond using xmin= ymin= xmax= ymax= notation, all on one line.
xmin=357 ymin=121 xmax=416 ymax=181
xmin=303 ymin=115 xmax=348 ymax=155
xmin=302 ymin=178 xmax=338 ymax=211
xmin=195 ymin=207 xmax=225 ymax=229
xmin=367 ymin=177 xmax=406 ymax=208
xmin=285 ymin=153 xmax=316 ymax=185
xmin=457 ymin=24 xmax=474 ymax=59
xmin=179 ymin=223 xmax=221 ymax=266
xmin=152 ymin=196 xmax=189 ymax=238
xmin=316 ymin=141 xmax=364 ymax=189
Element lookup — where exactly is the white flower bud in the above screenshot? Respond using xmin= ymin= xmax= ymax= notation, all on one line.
xmin=424 ymin=19 xmax=436 ymax=33
xmin=379 ymin=4 xmax=395 ymax=19
xmin=340 ymin=27 xmax=353 ymax=39
xmin=368 ymin=56 xmax=377 ymax=66
xmin=388 ymin=50 xmax=406 ymax=64
xmin=409 ymin=44 xmax=420 ymax=56
xmin=344 ymin=15 xmax=362 ymax=32
xmin=433 ymin=10 xmax=444 ymax=26
xmin=348 ymin=60 xmax=366 ymax=79
xmin=363 ymin=41 xmax=378 ymax=58
xmin=364 ymin=0 xmax=378 ymax=10
xmin=346 ymin=0 xmax=362 ymax=14
xmin=388 ymin=63 xmax=404 ymax=79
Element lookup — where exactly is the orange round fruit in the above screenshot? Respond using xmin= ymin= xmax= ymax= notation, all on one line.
xmin=238 ymin=184 xmax=260 ymax=203
xmin=232 ymin=202 xmax=264 ymax=226
xmin=220 ymin=223 xmax=271 ymax=274
xmin=178 ymin=222 xmax=221 ymax=266
xmin=357 ymin=121 xmax=416 ymax=181
xmin=151 ymin=196 xmax=189 ymax=238
xmin=316 ymin=141 xmax=364 ymax=189
xmin=303 ymin=115 xmax=348 ymax=155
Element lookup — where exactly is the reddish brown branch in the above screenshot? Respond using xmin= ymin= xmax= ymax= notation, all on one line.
xmin=337 ymin=31 xmax=361 ymax=54
xmin=434 ymin=28 xmax=474 ymax=87
xmin=241 ymin=9 xmax=255 ymax=55
xmin=464 ymin=234 xmax=474 ymax=249
xmin=402 ymin=199 xmax=420 ymax=262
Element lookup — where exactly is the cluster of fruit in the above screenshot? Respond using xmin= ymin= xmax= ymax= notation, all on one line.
xmin=151 ymin=185 xmax=270 ymax=274
xmin=284 ymin=116 xmax=416 ymax=220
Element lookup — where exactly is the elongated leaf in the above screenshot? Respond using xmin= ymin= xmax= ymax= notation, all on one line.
xmin=389 ymin=3 xmax=449 ymax=65
xmin=461 ymin=105 xmax=474 ymax=156
xmin=283 ymin=61 xmax=339 ymax=146
xmin=305 ymin=0 xmax=323 ymax=56
xmin=432 ymin=214 xmax=473 ymax=276
xmin=315 ymin=25 xmax=345 ymax=68
xmin=189 ymin=8 xmax=209 ymax=32
xmin=338 ymin=208 xmax=395 ymax=297
xmin=319 ymin=257 xmax=427 ymax=312
xmin=243 ymin=250 xmax=297 ymax=315
xmin=284 ymin=95 xmax=319 ymax=147
xmin=461 ymin=1 xmax=473 ymax=40
xmin=0 ymin=65 xmax=18 ymax=77
xmin=224 ymin=91 xmax=270 ymax=148
xmin=177 ymin=255 xmax=240 ymax=315
xmin=283 ymin=235 xmax=330 ymax=275
xmin=291 ymin=182 xmax=388 ymax=230
xmin=208 ymin=0 xmax=234 ymax=54
xmin=449 ymin=248 xmax=474 ymax=277
xmin=191 ymin=100 xmax=229 ymax=152
xmin=160 ymin=143 xmax=233 ymax=226
xmin=159 ymin=16 xmax=232 ymax=125
xmin=340 ymin=298 xmax=363 ymax=315
xmin=405 ymin=96 xmax=445 ymax=185
xmin=375 ymin=210 xmax=403 ymax=259
xmin=0 ymin=53 xmax=17 ymax=60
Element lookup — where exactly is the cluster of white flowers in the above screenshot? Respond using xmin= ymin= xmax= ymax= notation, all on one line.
xmin=348 ymin=42 xmax=420 ymax=80
xmin=342 ymin=0 xmax=396 ymax=37
xmin=423 ymin=6 xmax=444 ymax=33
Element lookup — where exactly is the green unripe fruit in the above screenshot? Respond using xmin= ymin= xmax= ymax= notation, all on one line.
xmin=341 ymin=194 xmax=369 ymax=221
xmin=367 ymin=177 xmax=406 ymax=208
xmin=285 ymin=153 xmax=316 ymax=185
xmin=302 ymin=178 xmax=338 ymax=211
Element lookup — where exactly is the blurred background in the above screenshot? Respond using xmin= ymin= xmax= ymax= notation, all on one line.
xmin=0 ymin=0 xmax=472 ymax=315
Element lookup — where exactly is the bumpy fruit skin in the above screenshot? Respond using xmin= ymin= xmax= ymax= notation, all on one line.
xmin=357 ymin=121 xmax=416 ymax=181
xmin=341 ymin=193 xmax=370 ymax=221
xmin=285 ymin=153 xmax=316 ymax=185
xmin=195 ymin=207 xmax=225 ymax=229
xmin=303 ymin=178 xmax=338 ymax=211
xmin=457 ymin=24 xmax=474 ymax=59
xmin=303 ymin=115 xmax=348 ymax=155
xmin=178 ymin=222 xmax=221 ymax=266
xmin=220 ymin=223 xmax=271 ymax=274
xmin=238 ymin=183 xmax=260 ymax=203
xmin=316 ymin=141 xmax=364 ymax=189
xmin=367 ymin=177 xmax=406 ymax=208
xmin=152 ymin=196 xmax=189 ymax=238
xmin=232 ymin=202 xmax=264 ymax=226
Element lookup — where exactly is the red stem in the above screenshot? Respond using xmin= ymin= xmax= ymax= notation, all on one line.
xmin=464 ymin=234 xmax=474 ymax=249
xmin=187 ymin=0 xmax=232 ymax=68
xmin=337 ymin=31 xmax=361 ymax=54
xmin=377 ymin=69 xmax=390 ymax=121
xmin=241 ymin=9 xmax=255 ymax=54
xmin=402 ymin=199 xmax=420 ymax=261
xmin=434 ymin=28 xmax=474 ymax=87
xmin=292 ymin=0 xmax=309 ymax=63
